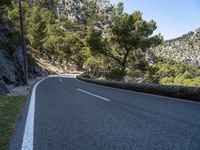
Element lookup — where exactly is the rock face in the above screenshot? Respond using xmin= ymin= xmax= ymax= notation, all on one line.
xmin=0 ymin=80 xmax=8 ymax=95
xmin=30 ymin=0 xmax=112 ymax=24
xmin=0 ymin=18 xmax=26 ymax=95
xmin=0 ymin=50 xmax=18 ymax=85
xmin=57 ymin=0 xmax=87 ymax=24
xmin=0 ymin=17 xmax=56 ymax=95
xmin=151 ymin=29 xmax=200 ymax=66
xmin=58 ymin=0 xmax=112 ymax=24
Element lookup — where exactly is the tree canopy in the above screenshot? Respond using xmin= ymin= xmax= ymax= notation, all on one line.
xmin=87 ymin=2 xmax=162 ymax=80
xmin=2 ymin=1 xmax=199 ymax=87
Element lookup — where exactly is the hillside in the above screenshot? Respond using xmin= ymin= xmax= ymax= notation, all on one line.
xmin=0 ymin=0 xmax=200 ymax=95
xmin=28 ymin=0 xmax=112 ymax=24
xmin=0 ymin=18 xmax=58 ymax=94
xmin=151 ymin=28 xmax=200 ymax=67
xmin=0 ymin=0 xmax=111 ymax=95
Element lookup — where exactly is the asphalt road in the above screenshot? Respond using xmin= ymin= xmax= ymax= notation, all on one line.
xmin=9 ymin=76 xmax=200 ymax=150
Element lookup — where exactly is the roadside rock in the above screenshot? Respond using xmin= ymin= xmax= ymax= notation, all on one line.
xmin=0 ymin=80 xmax=9 ymax=95
xmin=0 ymin=50 xmax=16 ymax=84
xmin=0 ymin=17 xmax=56 ymax=95
xmin=12 ymin=47 xmax=26 ymax=85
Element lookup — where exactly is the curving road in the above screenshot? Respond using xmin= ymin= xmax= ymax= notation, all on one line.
xmin=9 ymin=75 xmax=200 ymax=150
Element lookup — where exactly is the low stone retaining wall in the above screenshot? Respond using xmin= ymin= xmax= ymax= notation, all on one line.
xmin=76 ymin=76 xmax=200 ymax=102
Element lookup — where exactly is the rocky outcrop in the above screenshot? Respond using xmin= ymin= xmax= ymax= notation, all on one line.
xmin=58 ymin=0 xmax=112 ymax=24
xmin=151 ymin=28 xmax=200 ymax=66
xmin=57 ymin=0 xmax=87 ymax=24
xmin=0 ymin=17 xmax=56 ymax=95
xmin=0 ymin=80 xmax=8 ymax=95
xmin=0 ymin=17 xmax=26 ymax=94
xmin=29 ymin=0 xmax=112 ymax=24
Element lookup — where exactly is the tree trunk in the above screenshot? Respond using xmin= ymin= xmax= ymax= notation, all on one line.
xmin=52 ymin=55 xmax=58 ymax=65
xmin=141 ymin=70 xmax=145 ymax=82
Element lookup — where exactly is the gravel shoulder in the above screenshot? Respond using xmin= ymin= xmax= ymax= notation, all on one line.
xmin=7 ymin=78 xmax=40 ymax=96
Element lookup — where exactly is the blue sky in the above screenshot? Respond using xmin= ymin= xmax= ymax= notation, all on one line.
xmin=109 ymin=0 xmax=200 ymax=40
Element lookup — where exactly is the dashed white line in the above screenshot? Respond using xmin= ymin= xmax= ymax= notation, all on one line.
xmin=21 ymin=78 xmax=46 ymax=150
xmin=75 ymin=78 xmax=200 ymax=105
xmin=77 ymin=88 xmax=111 ymax=102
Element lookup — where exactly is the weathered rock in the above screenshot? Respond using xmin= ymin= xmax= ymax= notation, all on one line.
xmin=28 ymin=0 xmax=112 ymax=24
xmin=151 ymin=28 xmax=200 ymax=66
xmin=57 ymin=0 xmax=87 ymax=24
xmin=0 ymin=17 xmax=25 ymax=94
xmin=12 ymin=47 xmax=26 ymax=85
xmin=0 ymin=16 xmax=59 ymax=95
xmin=0 ymin=50 xmax=16 ymax=84
xmin=0 ymin=80 xmax=9 ymax=95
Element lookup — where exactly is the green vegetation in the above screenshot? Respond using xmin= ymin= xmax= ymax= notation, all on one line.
xmin=87 ymin=2 xmax=162 ymax=80
xmin=1 ymin=1 xmax=199 ymax=87
xmin=28 ymin=5 xmax=48 ymax=50
xmin=148 ymin=57 xmax=200 ymax=86
xmin=0 ymin=96 xmax=26 ymax=150
xmin=3 ymin=1 xmax=86 ymax=66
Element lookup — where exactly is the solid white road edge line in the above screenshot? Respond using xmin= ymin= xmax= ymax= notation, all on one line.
xmin=77 ymin=88 xmax=111 ymax=102
xmin=21 ymin=78 xmax=46 ymax=150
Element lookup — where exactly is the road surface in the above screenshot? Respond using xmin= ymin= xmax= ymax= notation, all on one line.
xmin=9 ymin=75 xmax=200 ymax=150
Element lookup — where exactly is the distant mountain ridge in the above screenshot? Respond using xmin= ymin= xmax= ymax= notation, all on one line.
xmin=151 ymin=28 xmax=200 ymax=66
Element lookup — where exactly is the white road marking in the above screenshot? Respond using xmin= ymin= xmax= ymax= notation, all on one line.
xmin=75 ymin=78 xmax=200 ymax=105
xmin=49 ymin=74 xmax=80 ymax=78
xmin=77 ymin=88 xmax=111 ymax=102
xmin=21 ymin=78 xmax=46 ymax=150
xmin=59 ymin=78 xmax=62 ymax=82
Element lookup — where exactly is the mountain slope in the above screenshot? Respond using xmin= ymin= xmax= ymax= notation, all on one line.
xmin=0 ymin=17 xmax=57 ymax=95
xmin=29 ymin=0 xmax=112 ymax=24
xmin=151 ymin=28 xmax=200 ymax=66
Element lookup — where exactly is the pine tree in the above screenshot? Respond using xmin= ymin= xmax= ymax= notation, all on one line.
xmin=28 ymin=5 xmax=47 ymax=51
xmin=87 ymin=2 xmax=163 ymax=81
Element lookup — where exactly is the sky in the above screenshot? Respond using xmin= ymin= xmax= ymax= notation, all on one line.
xmin=109 ymin=0 xmax=200 ymax=40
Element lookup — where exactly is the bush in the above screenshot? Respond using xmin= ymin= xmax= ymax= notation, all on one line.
xmin=149 ymin=57 xmax=200 ymax=87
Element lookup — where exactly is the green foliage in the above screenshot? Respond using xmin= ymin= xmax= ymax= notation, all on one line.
xmin=84 ymin=56 xmax=104 ymax=78
xmin=5 ymin=2 xmax=54 ymax=52
xmin=87 ymin=29 xmax=107 ymax=55
xmin=44 ymin=21 xmax=84 ymax=67
xmin=0 ymin=96 xmax=26 ymax=150
xmin=87 ymin=2 xmax=162 ymax=80
xmin=148 ymin=57 xmax=200 ymax=86
xmin=3 ymin=1 xmax=199 ymax=87
xmin=0 ymin=0 xmax=12 ymax=7
xmin=29 ymin=5 xmax=48 ymax=50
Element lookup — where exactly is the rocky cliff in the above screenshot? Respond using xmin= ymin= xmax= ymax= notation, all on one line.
xmin=151 ymin=28 xmax=200 ymax=66
xmin=0 ymin=17 xmax=56 ymax=95
xmin=0 ymin=17 xmax=26 ymax=95
xmin=58 ymin=0 xmax=112 ymax=24
xmin=30 ymin=0 xmax=112 ymax=24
